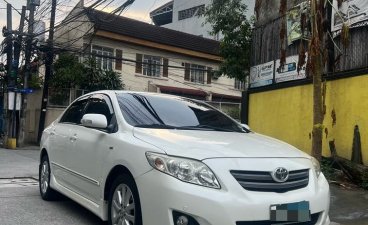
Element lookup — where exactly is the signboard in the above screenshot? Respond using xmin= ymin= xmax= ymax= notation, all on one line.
xmin=8 ymin=92 xmax=22 ymax=111
xmin=287 ymin=7 xmax=302 ymax=45
xmin=250 ymin=61 xmax=274 ymax=88
xmin=287 ymin=2 xmax=310 ymax=45
xmin=332 ymin=0 xmax=368 ymax=33
xmin=275 ymin=55 xmax=307 ymax=83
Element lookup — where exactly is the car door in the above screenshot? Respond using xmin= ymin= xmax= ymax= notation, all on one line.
xmin=65 ymin=94 xmax=117 ymax=203
xmin=50 ymin=97 xmax=89 ymax=189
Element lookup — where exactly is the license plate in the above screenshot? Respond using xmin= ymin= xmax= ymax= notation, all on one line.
xmin=270 ymin=201 xmax=311 ymax=223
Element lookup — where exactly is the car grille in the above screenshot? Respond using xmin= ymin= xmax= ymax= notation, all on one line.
xmin=236 ymin=213 xmax=320 ymax=225
xmin=230 ymin=169 xmax=309 ymax=193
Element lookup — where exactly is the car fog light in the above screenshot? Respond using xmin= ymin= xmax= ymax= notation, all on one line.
xmin=172 ymin=211 xmax=200 ymax=225
xmin=176 ymin=215 xmax=188 ymax=225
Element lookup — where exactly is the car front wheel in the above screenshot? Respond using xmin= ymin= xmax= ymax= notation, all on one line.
xmin=108 ymin=174 xmax=142 ymax=225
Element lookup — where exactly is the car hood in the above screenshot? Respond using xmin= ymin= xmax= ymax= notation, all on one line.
xmin=133 ymin=128 xmax=310 ymax=160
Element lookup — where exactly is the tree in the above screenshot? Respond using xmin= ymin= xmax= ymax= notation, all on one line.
xmin=51 ymin=53 xmax=124 ymax=91
xmin=279 ymin=0 xmax=349 ymax=161
xmin=52 ymin=54 xmax=85 ymax=88
xmin=204 ymin=0 xmax=253 ymax=81
xmin=309 ymin=0 xmax=325 ymax=162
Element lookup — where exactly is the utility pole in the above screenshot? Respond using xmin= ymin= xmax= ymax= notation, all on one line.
xmin=38 ymin=0 xmax=57 ymax=143
xmin=7 ymin=6 xmax=26 ymax=149
xmin=6 ymin=3 xmax=12 ymax=84
xmin=19 ymin=1 xmax=37 ymax=146
xmin=5 ymin=3 xmax=14 ymax=148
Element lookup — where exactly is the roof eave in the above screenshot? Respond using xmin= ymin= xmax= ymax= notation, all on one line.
xmin=94 ymin=30 xmax=222 ymax=62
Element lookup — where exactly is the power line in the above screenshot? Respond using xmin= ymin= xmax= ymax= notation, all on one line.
xmin=0 ymin=8 xmax=22 ymax=10
xmin=56 ymin=46 xmax=220 ymax=73
xmin=1 ymin=0 xmax=24 ymax=17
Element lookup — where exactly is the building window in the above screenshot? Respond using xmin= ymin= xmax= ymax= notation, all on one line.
xmin=190 ymin=64 xmax=205 ymax=84
xmin=142 ymin=55 xmax=162 ymax=77
xmin=178 ymin=5 xmax=205 ymax=21
xmin=92 ymin=45 xmax=113 ymax=70
xmin=235 ymin=79 xmax=245 ymax=90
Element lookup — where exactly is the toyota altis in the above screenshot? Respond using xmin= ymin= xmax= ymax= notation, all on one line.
xmin=39 ymin=91 xmax=330 ymax=225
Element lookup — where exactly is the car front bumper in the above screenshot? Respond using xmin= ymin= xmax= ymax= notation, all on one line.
xmin=135 ymin=157 xmax=330 ymax=225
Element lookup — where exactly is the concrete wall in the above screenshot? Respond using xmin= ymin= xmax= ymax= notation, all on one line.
xmin=54 ymin=2 xmax=94 ymax=49
xmin=248 ymin=74 xmax=368 ymax=165
xmin=24 ymin=90 xmax=67 ymax=144
xmin=163 ymin=0 xmax=215 ymax=39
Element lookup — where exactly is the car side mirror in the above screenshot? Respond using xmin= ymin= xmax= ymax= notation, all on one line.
xmin=81 ymin=114 xmax=108 ymax=129
xmin=241 ymin=124 xmax=251 ymax=131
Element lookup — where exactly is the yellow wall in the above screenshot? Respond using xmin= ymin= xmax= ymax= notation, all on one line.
xmin=249 ymin=74 xmax=368 ymax=165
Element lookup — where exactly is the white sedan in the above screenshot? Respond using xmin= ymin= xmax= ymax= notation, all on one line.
xmin=39 ymin=91 xmax=330 ymax=225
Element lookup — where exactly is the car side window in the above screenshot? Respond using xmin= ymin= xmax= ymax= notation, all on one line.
xmin=59 ymin=99 xmax=88 ymax=124
xmin=84 ymin=95 xmax=113 ymax=124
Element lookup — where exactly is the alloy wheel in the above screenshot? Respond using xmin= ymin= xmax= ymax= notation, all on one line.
xmin=40 ymin=160 xmax=50 ymax=194
xmin=111 ymin=184 xmax=136 ymax=225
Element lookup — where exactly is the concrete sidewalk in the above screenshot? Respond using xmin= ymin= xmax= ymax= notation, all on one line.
xmin=330 ymin=184 xmax=368 ymax=225
xmin=0 ymin=147 xmax=367 ymax=225
xmin=0 ymin=147 xmax=39 ymax=179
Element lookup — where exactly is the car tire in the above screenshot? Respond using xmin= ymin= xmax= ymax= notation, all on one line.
xmin=108 ymin=174 xmax=142 ymax=225
xmin=39 ymin=155 xmax=58 ymax=200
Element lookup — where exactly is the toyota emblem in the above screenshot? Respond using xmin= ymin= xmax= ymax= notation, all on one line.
xmin=271 ymin=167 xmax=289 ymax=183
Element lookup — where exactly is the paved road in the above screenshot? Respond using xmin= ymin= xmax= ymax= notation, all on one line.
xmin=330 ymin=185 xmax=368 ymax=225
xmin=0 ymin=148 xmax=106 ymax=225
xmin=0 ymin=148 xmax=39 ymax=178
xmin=1 ymin=148 xmax=368 ymax=225
xmin=0 ymin=185 xmax=106 ymax=225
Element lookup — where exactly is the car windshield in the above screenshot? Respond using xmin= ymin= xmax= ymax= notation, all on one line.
xmin=116 ymin=93 xmax=245 ymax=133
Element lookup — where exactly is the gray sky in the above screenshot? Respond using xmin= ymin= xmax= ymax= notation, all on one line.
xmin=0 ymin=0 xmax=171 ymax=59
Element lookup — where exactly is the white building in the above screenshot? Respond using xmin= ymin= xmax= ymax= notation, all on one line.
xmin=150 ymin=0 xmax=256 ymax=40
xmin=49 ymin=2 xmax=243 ymax=123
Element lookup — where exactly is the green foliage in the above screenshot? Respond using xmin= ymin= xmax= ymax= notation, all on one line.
xmin=28 ymin=74 xmax=43 ymax=89
xmin=52 ymin=54 xmax=85 ymax=88
xmin=204 ymin=0 xmax=253 ymax=81
xmin=224 ymin=107 xmax=240 ymax=120
xmin=320 ymin=158 xmax=336 ymax=181
xmin=52 ymin=53 xmax=124 ymax=91
xmin=82 ymin=58 xmax=124 ymax=91
xmin=361 ymin=170 xmax=368 ymax=190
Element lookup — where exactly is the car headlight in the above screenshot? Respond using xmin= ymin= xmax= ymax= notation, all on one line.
xmin=146 ymin=152 xmax=221 ymax=189
xmin=311 ymin=157 xmax=321 ymax=177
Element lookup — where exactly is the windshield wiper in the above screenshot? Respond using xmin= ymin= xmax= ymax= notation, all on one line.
xmin=134 ymin=124 xmax=179 ymax=129
xmin=135 ymin=124 xmax=243 ymax=132
xmin=180 ymin=125 xmax=241 ymax=132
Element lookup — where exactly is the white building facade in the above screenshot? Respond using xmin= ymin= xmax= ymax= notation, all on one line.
xmin=50 ymin=3 xmax=243 ymax=123
xmin=151 ymin=0 xmax=256 ymax=40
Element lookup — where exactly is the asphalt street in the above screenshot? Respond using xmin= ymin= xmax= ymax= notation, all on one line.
xmin=1 ymin=148 xmax=368 ymax=225
xmin=0 ymin=148 xmax=106 ymax=225
xmin=0 ymin=185 xmax=106 ymax=225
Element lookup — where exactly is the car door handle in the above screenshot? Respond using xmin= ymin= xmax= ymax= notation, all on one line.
xmin=50 ymin=129 xmax=56 ymax=136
